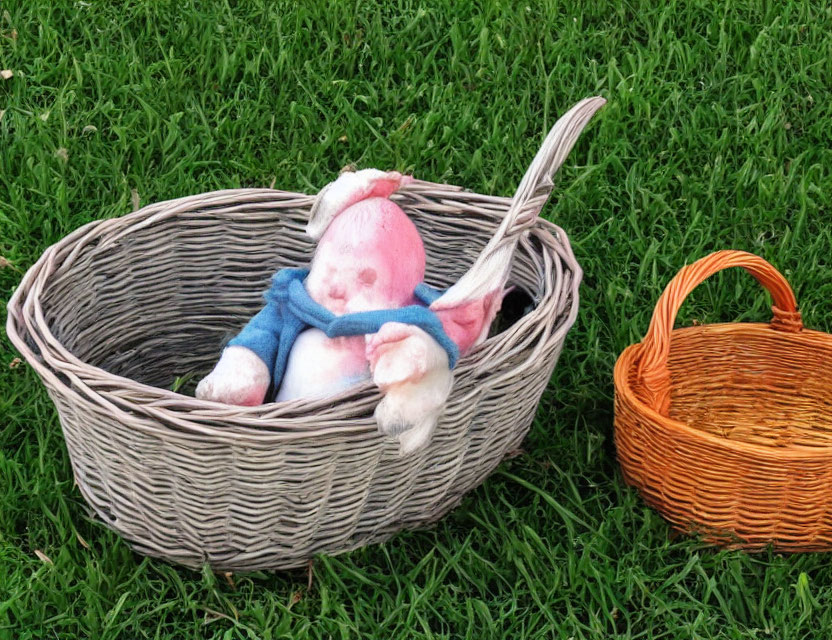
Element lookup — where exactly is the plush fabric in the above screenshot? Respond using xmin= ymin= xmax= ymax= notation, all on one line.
xmin=228 ymin=268 xmax=459 ymax=396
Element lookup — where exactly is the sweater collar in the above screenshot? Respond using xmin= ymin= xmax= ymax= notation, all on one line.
xmin=272 ymin=267 xmax=445 ymax=319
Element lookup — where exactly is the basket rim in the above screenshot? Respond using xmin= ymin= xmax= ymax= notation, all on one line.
xmin=8 ymin=185 xmax=582 ymax=439
xmin=614 ymin=321 xmax=832 ymax=461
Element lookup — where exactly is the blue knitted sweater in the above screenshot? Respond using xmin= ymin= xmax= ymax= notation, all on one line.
xmin=227 ymin=268 xmax=459 ymax=397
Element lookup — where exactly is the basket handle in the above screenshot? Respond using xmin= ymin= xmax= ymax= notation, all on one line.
xmin=636 ymin=250 xmax=803 ymax=415
xmin=493 ymin=95 xmax=607 ymax=241
xmin=432 ymin=96 xmax=606 ymax=307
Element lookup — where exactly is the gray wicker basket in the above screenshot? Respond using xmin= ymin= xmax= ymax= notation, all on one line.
xmin=6 ymin=98 xmax=604 ymax=571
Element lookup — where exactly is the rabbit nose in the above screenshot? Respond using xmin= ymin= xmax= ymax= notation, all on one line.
xmin=329 ymin=284 xmax=346 ymax=299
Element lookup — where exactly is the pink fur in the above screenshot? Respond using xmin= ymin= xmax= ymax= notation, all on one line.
xmin=276 ymin=193 xmax=431 ymax=404
xmin=433 ymin=290 xmax=501 ymax=355
xmin=306 ymin=197 xmax=426 ymax=313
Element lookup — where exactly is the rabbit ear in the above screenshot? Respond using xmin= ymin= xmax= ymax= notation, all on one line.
xmin=306 ymin=169 xmax=413 ymax=240
xmin=430 ymin=288 xmax=503 ymax=355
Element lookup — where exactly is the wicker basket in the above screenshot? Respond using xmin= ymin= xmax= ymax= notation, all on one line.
xmin=7 ymin=98 xmax=605 ymax=571
xmin=614 ymin=250 xmax=832 ymax=551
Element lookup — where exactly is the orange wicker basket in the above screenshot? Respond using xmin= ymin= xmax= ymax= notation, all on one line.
xmin=614 ymin=249 xmax=832 ymax=551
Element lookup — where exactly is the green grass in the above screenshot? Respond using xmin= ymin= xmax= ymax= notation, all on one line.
xmin=2 ymin=0 xmax=832 ymax=637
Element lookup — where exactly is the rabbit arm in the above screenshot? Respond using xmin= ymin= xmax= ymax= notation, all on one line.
xmin=366 ymin=322 xmax=454 ymax=456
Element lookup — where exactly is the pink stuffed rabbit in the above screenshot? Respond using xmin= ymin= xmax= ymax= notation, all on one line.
xmin=196 ymin=169 xmax=496 ymax=454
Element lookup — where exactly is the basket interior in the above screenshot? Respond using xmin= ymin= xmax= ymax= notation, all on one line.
xmin=661 ymin=325 xmax=832 ymax=448
xmin=39 ymin=196 xmax=547 ymax=393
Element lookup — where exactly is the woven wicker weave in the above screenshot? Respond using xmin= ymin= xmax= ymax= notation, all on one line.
xmin=614 ymin=250 xmax=832 ymax=551
xmin=7 ymin=97 xmax=604 ymax=571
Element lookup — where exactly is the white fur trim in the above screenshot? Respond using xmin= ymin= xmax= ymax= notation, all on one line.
xmin=306 ymin=169 xmax=410 ymax=241
xmin=195 ymin=345 xmax=271 ymax=406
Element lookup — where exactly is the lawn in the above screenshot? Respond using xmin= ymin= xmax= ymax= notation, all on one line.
xmin=2 ymin=0 xmax=832 ymax=638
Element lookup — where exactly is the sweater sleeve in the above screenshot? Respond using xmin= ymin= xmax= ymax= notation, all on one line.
xmin=226 ymin=284 xmax=285 ymax=379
